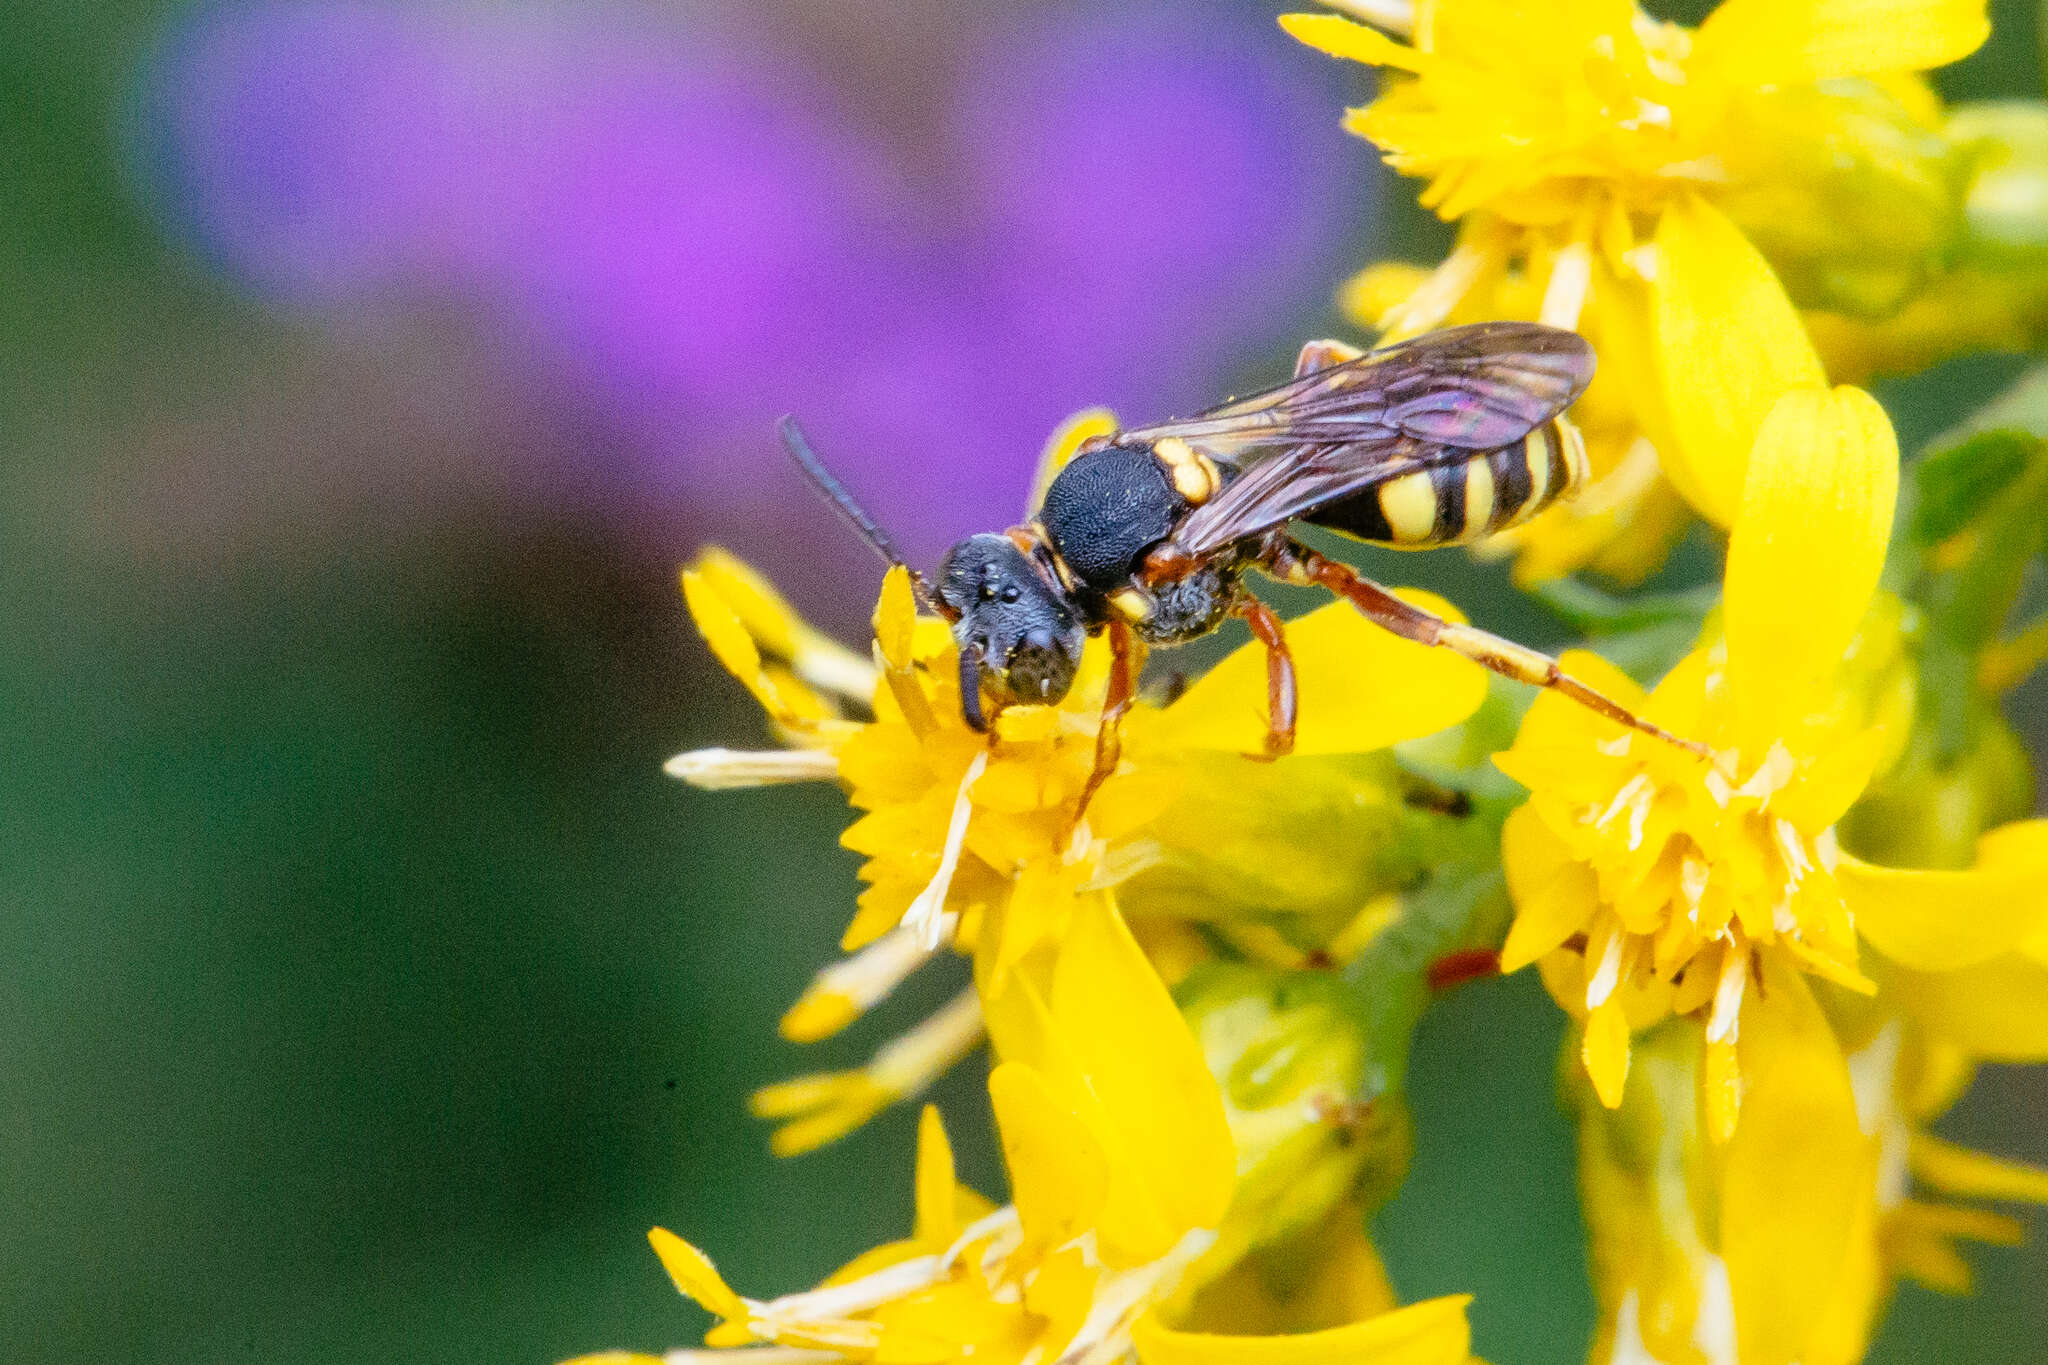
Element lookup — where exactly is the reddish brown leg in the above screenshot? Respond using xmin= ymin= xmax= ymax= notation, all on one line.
xmin=1233 ymin=595 xmax=1297 ymax=759
xmin=1071 ymin=619 xmax=1139 ymax=833
xmin=1272 ymin=541 xmax=1712 ymax=759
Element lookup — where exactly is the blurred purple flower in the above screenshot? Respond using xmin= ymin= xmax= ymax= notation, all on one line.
xmin=134 ymin=0 xmax=1371 ymax=605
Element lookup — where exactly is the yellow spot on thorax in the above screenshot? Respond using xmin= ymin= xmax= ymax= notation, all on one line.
xmin=1152 ymin=437 xmax=1219 ymax=505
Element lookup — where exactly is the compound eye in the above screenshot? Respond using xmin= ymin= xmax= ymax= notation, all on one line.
xmin=1000 ymin=585 xmax=1021 ymax=604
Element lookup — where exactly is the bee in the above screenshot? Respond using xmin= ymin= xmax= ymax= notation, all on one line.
xmin=781 ymin=321 xmax=1706 ymax=814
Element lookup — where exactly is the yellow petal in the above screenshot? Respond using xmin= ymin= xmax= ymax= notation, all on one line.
xmin=1840 ymin=821 xmax=2048 ymax=972
xmin=1501 ymin=647 xmax=1648 ymax=762
xmin=1133 ymin=1295 xmax=1472 ymax=1365
xmin=1890 ymin=954 xmax=2048 ymax=1061
xmin=684 ymin=569 xmax=769 ymax=699
xmin=1719 ymin=960 xmax=1870 ymax=1365
xmin=1886 ymin=1204 xmax=1980 ymax=1293
xmin=1499 ymin=805 xmax=1596 ymax=973
xmin=779 ymin=989 xmax=860 ymax=1044
xmin=692 ymin=549 xmax=829 ymax=670
xmin=750 ymin=1069 xmax=893 ymax=1158
xmin=687 ymin=550 xmax=871 ymax=708
xmin=1160 ymin=594 xmax=1485 ymax=755
xmin=874 ymin=565 xmax=921 ymax=673
xmin=1693 ymin=0 xmax=1988 ymax=84
xmin=1703 ymin=1034 xmax=1742 ymax=1147
xmin=1770 ymin=726 xmax=1886 ymax=833
xmin=1025 ymin=1241 xmax=1102 ymax=1322
xmin=1583 ymin=998 xmax=1633 ymax=1109
xmin=989 ymin=1061 xmax=1111 ymax=1248
xmin=1722 ymin=387 xmax=1898 ymax=758
xmin=1278 ymin=14 xmax=1428 ymax=71
xmin=1651 ymin=196 xmax=1825 ymax=528
xmin=683 ymin=568 xmax=825 ymax=724
xmin=1177 ymin=1202 xmax=1400 ymax=1335
xmin=1050 ymin=896 xmax=1237 ymax=1264
xmin=647 ymin=1227 xmax=748 ymax=1322
xmin=913 ymin=1105 xmax=959 ymax=1245
xmin=815 ymin=1234 xmax=931 ymax=1294
xmin=993 ymin=704 xmax=1063 ymax=745
xmin=1905 ymin=1200 xmax=2028 ymax=1247
xmin=1910 ymin=1133 xmax=2048 ymax=1204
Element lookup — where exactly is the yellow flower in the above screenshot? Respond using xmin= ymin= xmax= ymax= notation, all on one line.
xmin=570 ymin=901 xmax=1479 ymax=1365
xmin=670 ymin=415 xmax=1490 ymax=1151
xmin=1492 ymin=384 xmax=2048 ymax=1144
xmin=1572 ymin=1015 xmax=2048 ymax=1365
xmin=1288 ymin=0 xmax=1988 ymax=576
xmin=1884 ymin=885 xmax=2048 ymax=1064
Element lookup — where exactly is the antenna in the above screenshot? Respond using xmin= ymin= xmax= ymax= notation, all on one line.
xmin=778 ymin=417 xmax=946 ymax=617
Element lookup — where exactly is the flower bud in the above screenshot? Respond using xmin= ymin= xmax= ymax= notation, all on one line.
xmin=1950 ymin=101 xmax=2048 ymax=268
xmin=1178 ymin=962 xmax=1411 ymax=1256
xmin=1109 ymin=750 xmax=1458 ymax=943
xmin=1718 ymin=80 xmax=1968 ymax=319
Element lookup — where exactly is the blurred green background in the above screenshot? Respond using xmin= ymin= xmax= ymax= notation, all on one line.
xmin=3 ymin=2 xmax=2045 ymax=1363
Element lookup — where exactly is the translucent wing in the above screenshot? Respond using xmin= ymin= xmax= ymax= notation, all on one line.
xmin=1124 ymin=321 xmax=1594 ymax=456
xmin=1122 ymin=321 xmax=1593 ymax=555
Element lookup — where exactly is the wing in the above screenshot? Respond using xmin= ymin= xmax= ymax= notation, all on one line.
xmin=1122 ymin=321 xmax=1593 ymax=555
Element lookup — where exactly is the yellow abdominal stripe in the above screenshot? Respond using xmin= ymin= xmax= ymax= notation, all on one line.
xmin=1523 ymin=426 xmax=1553 ymax=510
xmin=1463 ymin=458 xmax=1496 ymax=536
xmin=1372 ymin=418 xmax=1591 ymax=549
xmin=1378 ymin=469 xmax=1440 ymax=544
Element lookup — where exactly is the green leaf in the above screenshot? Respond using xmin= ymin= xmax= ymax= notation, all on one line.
xmin=1530 ymin=577 xmax=1720 ymax=637
xmin=1909 ymin=427 xmax=2039 ymax=545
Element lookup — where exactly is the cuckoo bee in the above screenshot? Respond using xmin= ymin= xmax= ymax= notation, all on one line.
xmin=781 ymin=321 xmax=1707 ymax=816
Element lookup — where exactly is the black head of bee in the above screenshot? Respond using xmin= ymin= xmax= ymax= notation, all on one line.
xmin=935 ymin=533 xmax=1086 ymax=728
xmin=779 ymin=418 xmax=1087 ymax=731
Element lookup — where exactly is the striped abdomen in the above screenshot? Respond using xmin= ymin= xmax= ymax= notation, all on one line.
xmin=1310 ymin=417 xmax=1590 ymax=549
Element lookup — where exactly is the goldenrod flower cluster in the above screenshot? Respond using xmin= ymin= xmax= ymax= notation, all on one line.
xmin=572 ymin=3 xmax=2048 ymax=1364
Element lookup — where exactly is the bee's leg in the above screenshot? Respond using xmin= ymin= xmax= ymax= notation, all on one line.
xmin=1273 ymin=541 xmax=1713 ymax=759
xmin=1232 ymin=594 xmax=1297 ymax=759
xmin=1071 ymin=619 xmax=1139 ymax=835
xmin=1295 ymin=338 xmax=1367 ymax=377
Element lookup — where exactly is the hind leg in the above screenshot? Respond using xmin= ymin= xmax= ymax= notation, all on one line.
xmin=1271 ymin=540 xmax=1712 ymax=759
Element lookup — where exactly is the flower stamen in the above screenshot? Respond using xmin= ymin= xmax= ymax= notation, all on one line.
xmin=1540 ymin=235 xmax=1594 ymax=331
xmin=1377 ymin=224 xmax=1509 ymax=339
xmin=902 ymin=750 xmax=988 ymax=950
xmin=780 ymin=925 xmax=942 ymax=1043
xmin=752 ymin=989 xmax=985 ymax=1156
xmin=665 ymin=748 xmax=840 ymax=790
